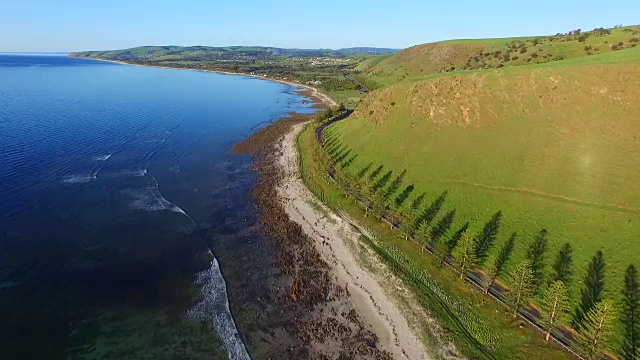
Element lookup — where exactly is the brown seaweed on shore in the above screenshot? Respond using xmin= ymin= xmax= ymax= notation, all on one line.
xmin=236 ymin=114 xmax=393 ymax=359
xmin=232 ymin=113 xmax=313 ymax=155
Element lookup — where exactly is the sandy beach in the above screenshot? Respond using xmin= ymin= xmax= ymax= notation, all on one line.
xmin=276 ymin=123 xmax=433 ymax=359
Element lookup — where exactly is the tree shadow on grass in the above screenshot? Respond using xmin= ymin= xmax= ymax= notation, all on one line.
xmin=368 ymin=165 xmax=384 ymax=182
xmin=383 ymin=170 xmax=407 ymax=200
xmin=394 ymin=185 xmax=415 ymax=208
xmin=329 ymin=144 xmax=347 ymax=159
xmin=415 ymin=191 xmax=448 ymax=227
xmin=357 ymin=162 xmax=373 ymax=178
xmin=335 ymin=149 xmax=352 ymax=166
xmin=373 ymin=170 xmax=393 ymax=192
xmin=430 ymin=209 xmax=456 ymax=245
xmin=341 ymin=154 xmax=358 ymax=169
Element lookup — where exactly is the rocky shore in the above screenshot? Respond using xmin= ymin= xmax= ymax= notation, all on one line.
xmin=235 ymin=114 xmax=391 ymax=358
xmin=233 ymin=85 xmax=435 ymax=358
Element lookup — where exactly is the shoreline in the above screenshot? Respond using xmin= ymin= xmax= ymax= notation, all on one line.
xmin=277 ymin=122 xmax=433 ymax=359
xmin=72 ymin=57 xmax=338 ymax=108
xmin=76 ymin=56 xmax=430 ymax=358
xmin=240 ymin=116 xmax=395 ymax=358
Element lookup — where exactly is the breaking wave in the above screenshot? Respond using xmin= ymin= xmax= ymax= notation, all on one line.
xmin=124 ymin=171 xmax=196 ymax=224
xmin=92 ymin=154 xmax=112 ymax=161
xmin=62 ymin=174 xmax=96 ymax=183
xmin=187 ymin=253 xmax=251 ymax=360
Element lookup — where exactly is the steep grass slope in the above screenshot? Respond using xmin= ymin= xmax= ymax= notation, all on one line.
xmin=358 ymin=25 xmax=640 ymax=85
xmin=332 ymin=46 xmax=640 ymax=299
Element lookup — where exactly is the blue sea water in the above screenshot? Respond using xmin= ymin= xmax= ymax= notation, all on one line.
xmin=0 ymin=55 xmax=313 ymax=359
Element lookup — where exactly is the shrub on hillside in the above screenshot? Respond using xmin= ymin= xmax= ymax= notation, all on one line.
xmin=511 ymin=55 xmax=519 ymax=61
xmin=315 ymin=107 xmax=335 ymax=122
xmin=630 ymin=37 xmax=640 ymax=43
xmin=531 ymin=53 xmax=539 ymax=58
xmin=592 ymin=27 xmax=611 ymax=36
xmin=584 ymin=45 xmax=592 ymax=51
xmin=520 ymin=47 xmax=528 ymax=53
xmin=577 ymin=33 xmax=590 ymax=42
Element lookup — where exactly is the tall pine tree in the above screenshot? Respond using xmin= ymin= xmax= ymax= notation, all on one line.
xmin=437 ymin=222 xmax=469 ymax=266
xmin=473 ymin=211 xmax=503 ymax=264
xmin=573 ymin=250 xmax=606 ymax=329
xmin=622 ymin=264 xmax=640 ymax=360
xmin=542 ymin=281 xmax=570 ymax=341
xmin=580 ymin=299 xmax=616 ymax=360
xmin=507 ymin=259 xmax=535 ymax=317
xmin=526 ymin=229 xmax=549 ymax=292
xmin=552 ymin=242 xmax=573 ymax=286
xmin=452 ymin=231 xmax=477 ymax=280
xmin=483 ymin=232 xmax=517 ymax=294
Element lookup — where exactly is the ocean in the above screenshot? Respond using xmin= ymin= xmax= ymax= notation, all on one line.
xmin=0 ymin=54 xmax=313 ymax=359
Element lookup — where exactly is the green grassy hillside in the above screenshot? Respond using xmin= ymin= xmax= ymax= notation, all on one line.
xmin=332 ymin=44 xmax=640 ymax=304
xmin=357 ymin=25 xmax=640 ymax=85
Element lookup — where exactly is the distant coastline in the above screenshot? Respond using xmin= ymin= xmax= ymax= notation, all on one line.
xmin=70 ymin=56 xmax=337 ymax=108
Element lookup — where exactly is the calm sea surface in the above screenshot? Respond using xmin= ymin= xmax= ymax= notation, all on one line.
xmin=0 ymin=54 xmax=312 ymax=359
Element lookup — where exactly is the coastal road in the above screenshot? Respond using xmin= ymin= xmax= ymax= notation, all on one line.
xmin=315 ymin=110 xmax=353 ymax=142
xmin=342 ymin=73 xmax=369 ymax=92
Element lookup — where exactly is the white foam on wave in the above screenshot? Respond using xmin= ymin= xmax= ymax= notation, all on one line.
xmin=187 ymin=254 xmax=251 ymax=360
xmin=124 ymin=171 xmax=196 ymax=224
xmin=62 ymin=174 xmax=96 ymax=183
xmin=92 ymin=154 xmax=112 ymax=161
xmin=115 ymin=169 xmax=147 ymax=177
xmin=126 ymin=187 xmax=173 ymax=211
xmin=127 ymin=187 xmax=194 ymax=219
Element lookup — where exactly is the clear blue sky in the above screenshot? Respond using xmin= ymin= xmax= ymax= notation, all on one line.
xmin=2 ymin=0 xmax=639 ymax=52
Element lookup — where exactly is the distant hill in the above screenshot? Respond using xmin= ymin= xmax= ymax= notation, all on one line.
xmin=337 ymin=47 xmax=399 ymax=56
xmin=69 ymin=45 xmax=398 ymax=62
xmin=358 ymin=25 xmax=640 ymax=85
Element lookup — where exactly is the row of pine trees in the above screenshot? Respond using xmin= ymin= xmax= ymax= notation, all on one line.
xmin=319 ymin=137 xmax=639 ymax=360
